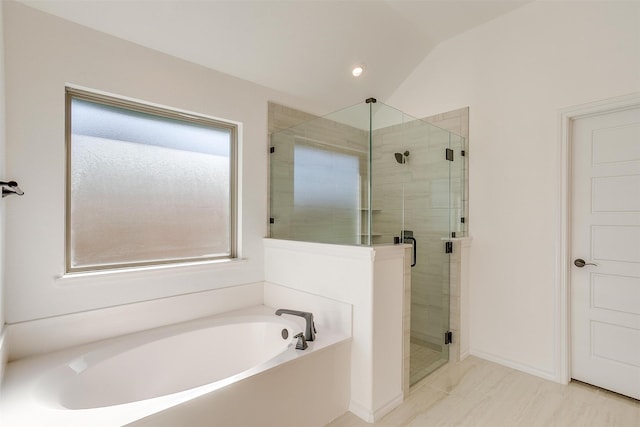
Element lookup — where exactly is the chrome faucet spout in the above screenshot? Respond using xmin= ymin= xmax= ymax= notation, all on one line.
xmin=275 ymin=309 xmax=316 ymax=342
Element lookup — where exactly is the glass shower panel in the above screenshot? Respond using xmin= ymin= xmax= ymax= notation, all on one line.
xmin=369 ymin=102 xmax=413 ymax=244
xmin=269 ymin=103 xmax=369 ymax=245
xmin=449 ymin=133 xmax=466 ymax=238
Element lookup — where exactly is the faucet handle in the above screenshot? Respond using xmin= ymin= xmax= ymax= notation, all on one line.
xmin=294 ymin=332 xmax=308 ymax=350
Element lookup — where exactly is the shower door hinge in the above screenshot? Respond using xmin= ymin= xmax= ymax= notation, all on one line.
xmin=269 ymin=217 xmax=275 ymax=224
xmin=269 ymin=146 xmax=275 ymax=153
xmin=445 ymin=241 xmax=453 ymax=254
xmin=444 ymin=331 xmax=453 ymax=345
xmin=445 ymin=148 xmax=454 ymax=161
xmin=461 ymin=150 xmax=466 ymax=157
xmin=451 ymin=232 xmax=456 ymax=238
xmin=461 ymin=217 xmax=466 ymax=224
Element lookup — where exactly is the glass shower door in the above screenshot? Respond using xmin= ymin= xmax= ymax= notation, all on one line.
xmin=408 ymin=121 xmax=452 ymax=385
xmin=370 ymin=105 xmax=454 ymax=386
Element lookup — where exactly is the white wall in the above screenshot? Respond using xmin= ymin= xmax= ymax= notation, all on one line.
xmin=3 ymin=2 xmax=324 ymax=324
xmin=264 ymin=239 xmax=407 ymax=422
xmin=5 ymin=283 xmax=264 ymax=360
xmin=389 ymin=1 xmax=640 ymax=380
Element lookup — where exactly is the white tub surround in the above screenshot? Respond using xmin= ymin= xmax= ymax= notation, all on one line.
xmin=0 ymin=305 xmax=351 ymax=427
xmin=264 ymin=239 xmax=408 ymax=423
xmin=264 ymin=282 xmax=352 ymax=338
xmin=6 ymin=283 xmax=264 ymax=361
xmin=131 ymin=341 xmax=350 ymax=427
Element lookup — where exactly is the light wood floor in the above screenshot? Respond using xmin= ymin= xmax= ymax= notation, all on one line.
xmin=326 ymin=356 xmax=640 ymax=427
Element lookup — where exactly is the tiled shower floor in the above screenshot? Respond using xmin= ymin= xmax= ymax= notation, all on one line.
xmin=410 ymin=339 xmax=447 ymax=386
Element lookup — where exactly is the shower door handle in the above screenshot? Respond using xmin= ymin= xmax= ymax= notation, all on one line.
xmin=404 ymin=236 xmax=417 ymax=267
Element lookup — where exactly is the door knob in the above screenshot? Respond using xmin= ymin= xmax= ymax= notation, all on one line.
xmin=574 ymin=258 xmax=597 ymax=268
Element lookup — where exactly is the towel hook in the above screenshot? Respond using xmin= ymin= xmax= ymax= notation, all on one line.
xmin=1 ymin=181 xmax=24 ymax=198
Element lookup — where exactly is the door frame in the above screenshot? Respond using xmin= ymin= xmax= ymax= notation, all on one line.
xmin=557 ymin=92 xmax=640 ymax=384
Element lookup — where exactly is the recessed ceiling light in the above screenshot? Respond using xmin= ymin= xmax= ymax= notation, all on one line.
xmin=352 ymin=66 xmax=364 ymax=77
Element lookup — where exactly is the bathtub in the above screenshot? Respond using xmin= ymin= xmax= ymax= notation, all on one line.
xmin=0 ymin=306 xmax=351 ymax=426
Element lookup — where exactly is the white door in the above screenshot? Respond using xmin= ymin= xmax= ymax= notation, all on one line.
xmin=571 ymin=105 xmax=640 ymax=399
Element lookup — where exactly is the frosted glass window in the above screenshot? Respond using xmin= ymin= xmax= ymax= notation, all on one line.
xmin=293 ymin=144 xmax=360 ymax=244
xmin=66 ymin=90 xmax=236 ymax=272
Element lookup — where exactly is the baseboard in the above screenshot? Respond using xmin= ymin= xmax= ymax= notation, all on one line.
xmin=349 ymin=400 xmax=375 ymax=423
xmin=470 ymin=349 xmax=557 ymax=382
xmin=348 ymin=392 xmax=404 ymax=424
xmin=460 ymin=348 xmax=471 ymax=361
xmin=373 ymin=393 xmax=404 ymax=421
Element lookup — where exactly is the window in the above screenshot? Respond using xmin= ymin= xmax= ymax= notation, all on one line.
xmin=66 ymin=88 xmax=237 ymax=272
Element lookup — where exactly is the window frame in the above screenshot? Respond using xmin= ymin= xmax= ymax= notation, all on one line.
xmin=65 ymin=87 xmax=238 ymax=273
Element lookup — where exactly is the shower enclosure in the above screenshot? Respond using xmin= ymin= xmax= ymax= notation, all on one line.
xmin=269 ymin=99 xmax=465 ymax=386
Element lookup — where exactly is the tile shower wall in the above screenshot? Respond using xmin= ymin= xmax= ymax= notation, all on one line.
xmin=423 ymin=107 xmax=469 ymax=360
xmin=268 ymin=103 xmax=369 ymax=245
xmin=423 ymin=107 xmax=469 ymax=239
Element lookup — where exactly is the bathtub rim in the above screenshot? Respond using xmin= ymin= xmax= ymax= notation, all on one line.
xmin=47 ymin=314 xmax=300 ymax=410
xmin=0 ymin=305 xmax=351 ymax=427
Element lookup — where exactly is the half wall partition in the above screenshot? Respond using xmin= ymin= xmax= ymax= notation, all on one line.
xmin=269 ymin=99 xmax=465 ymax=385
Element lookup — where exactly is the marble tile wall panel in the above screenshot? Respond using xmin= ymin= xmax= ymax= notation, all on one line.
xmin=403 ymin=246 xmax=413 ymax=395
xmin=268 ymin=102 xmax=319 ymax=134
xmin=447 ymin=241 xmax=462 ymax=362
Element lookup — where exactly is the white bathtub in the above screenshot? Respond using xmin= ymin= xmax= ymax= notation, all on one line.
xmin=0 ymin=306 xmax=351 ymax=426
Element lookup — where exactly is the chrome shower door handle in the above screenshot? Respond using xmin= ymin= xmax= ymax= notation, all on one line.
xmin=574 ymin=258 xmax=598 ymax=268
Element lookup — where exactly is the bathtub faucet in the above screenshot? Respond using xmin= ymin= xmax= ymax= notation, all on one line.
xmin=275 ymin=309 xmax=316 ymax=342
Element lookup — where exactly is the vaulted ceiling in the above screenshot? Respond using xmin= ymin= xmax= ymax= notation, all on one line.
xmin=19 ymin=0 xmax=530 ymax=111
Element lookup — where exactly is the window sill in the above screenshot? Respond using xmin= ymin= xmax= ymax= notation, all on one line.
xmin=55 ymin=258 xmax=248 ymax=285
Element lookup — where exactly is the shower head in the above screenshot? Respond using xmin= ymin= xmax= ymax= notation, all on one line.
xmin=394 ymin=151 xmax=410 ymax=164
